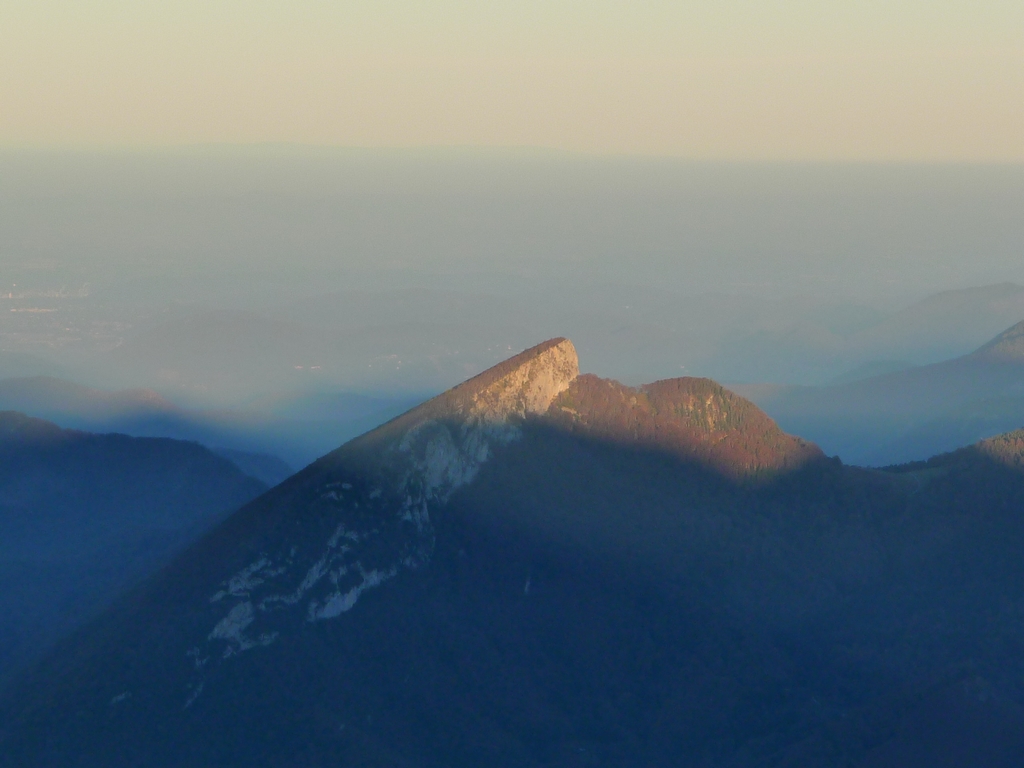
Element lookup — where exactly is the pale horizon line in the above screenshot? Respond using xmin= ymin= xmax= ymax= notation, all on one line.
xmin=2 ymin=142 xmax=1023 ymax=167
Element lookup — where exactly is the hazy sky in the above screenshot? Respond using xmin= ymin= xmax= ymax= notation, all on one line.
xmin=2 ymin=1 xmax=1022 ymax=160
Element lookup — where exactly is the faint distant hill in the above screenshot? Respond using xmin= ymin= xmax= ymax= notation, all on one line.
xmin=0 ymin=375 xmax=413 ymax=474
xmin=66 ymin=283 xmax=1024 ymax=402
xmin=0 ymin=376 xmax=177 ymax=425
xmin=0 ymin=412 xmax=266 ymax=691
xmin=0 ymin=351 xmax=64 ymax=380
xmin=974 ymin=315 xmax=1024 ymax=361
xmin=848 ymin=282 xmax=1024 ymax=363
xmin=8 ymin=340 xmax=1024 ymax=766
xmin=713 ymin=283 xmax=1024 ymax=385
xmin=0 ymin=376 xmax=292 ymax=484
xmin=101 ymin=305 xmax=538 ymax=402
xmin=736 ymin=318 xmax=1024 ymax=465
xmin=827 ymin=360 xmax=916 ymax=386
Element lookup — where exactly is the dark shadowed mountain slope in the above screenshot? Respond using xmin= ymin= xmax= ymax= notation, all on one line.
xmin=4 ymin=340 xmax=1024 ymax=767
xmin=0 ymin=412 xmax=266 ymax=691
xmin=736 ymin=318 xmax=1024 ymax=465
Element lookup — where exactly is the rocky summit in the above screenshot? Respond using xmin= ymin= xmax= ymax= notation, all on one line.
xmin=4 ymin=339 xmax=1024 ymax=767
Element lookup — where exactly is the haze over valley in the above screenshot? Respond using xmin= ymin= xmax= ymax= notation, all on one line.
xmin=3 ymin=153 xmax=1024 ymax=468
xmin=2 ymin=152 xmax=1024 ymax=767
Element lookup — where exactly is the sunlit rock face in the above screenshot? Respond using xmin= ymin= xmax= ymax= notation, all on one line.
xmin=167 ymin=339 xmax=582 ymax=707
xmin=366 ymin=336 xmax=580 ymax=502
xmin=465 ymin=337 xmax=579 ymax=422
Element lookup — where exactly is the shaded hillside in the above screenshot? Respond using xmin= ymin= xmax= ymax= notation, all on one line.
xmin=4 ymin=340 xmax=1024 ymax=767
xmin=0 ymin=412 xmax=266 ymax=690
xmin=737 ymin=318 xmax=1024 ymax=465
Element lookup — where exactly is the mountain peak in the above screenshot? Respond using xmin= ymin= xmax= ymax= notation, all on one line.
xmin=463 ymin=337 xmax=579 ymax=421
xmin=406 ymin=336 xmax=578 ymax=423
xmin=332 ymin=337 xmax=578 ymax=505
xmin=345 ymin=337 xmax=578 ymax=452
xmin=55 ymin=339 xmax=581 ymax=701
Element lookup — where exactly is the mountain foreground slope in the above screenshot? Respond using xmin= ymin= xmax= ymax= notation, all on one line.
xmin=4 ymin=339 xmax=1024 ymax=767
xmin=0 ymin=412 xmax=267 ymax=691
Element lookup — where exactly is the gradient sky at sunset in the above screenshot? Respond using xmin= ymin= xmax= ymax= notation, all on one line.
xmin=2 ymin=1 xmax=1022 ymax=159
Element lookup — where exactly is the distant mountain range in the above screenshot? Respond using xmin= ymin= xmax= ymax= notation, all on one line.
xmin=829 ymin=282 xmax=1024 ymax=367
xmin=5 ymin=339 xmax=1024 ymax=766
xmin=0 ymin=412 xmax=266 ymax=691
xmin=9 ymin=282 xmax=1023 ymax=474
xmin=12 ymin=282 xmax=1024 ymax=408
xmin=0 ymin=375 xmax=417 ymax=475
xmin=735 ymin=318 xmax=1024 ymax=465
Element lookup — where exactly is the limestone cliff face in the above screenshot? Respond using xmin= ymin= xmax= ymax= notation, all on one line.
xmin=384 ymin=337 xmax=578 ymax=503
xmin=177 ymin=340 xmax=580 ymax=696
xmin=468 ymin=338 xmax=579 ymax=423
xmin=340 ymin=337 xmax=580 ymax=500
xmin=377 ymin=337 xmax=579 ymax=502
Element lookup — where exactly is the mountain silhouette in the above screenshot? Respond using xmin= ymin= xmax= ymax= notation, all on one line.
xmin=3 ymin=340 xmax=1024 ymax=767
